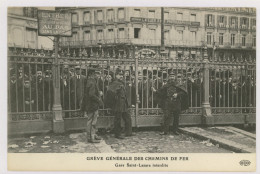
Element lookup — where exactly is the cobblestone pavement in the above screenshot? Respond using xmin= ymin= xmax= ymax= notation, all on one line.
xmin=8 ymin=132 xmax=100 ymax=153
xmin=103 ymin=131 xmax=232 ymax=153
xmin=8 ymin=130 xmax=233 ymax=153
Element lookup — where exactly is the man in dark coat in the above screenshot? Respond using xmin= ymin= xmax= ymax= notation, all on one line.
xmin=81 ymin=67 xmax=103 ymax=143
xmin=60 ymin=63 xmax=71 ymax=117
xmin=44 ymin=70 xmax=53 ymax=111
xmin=70 ymin=65 xmax=86 ymax=110
xmin=105 ymin=68 xmax=133 ymax=139
xmin=153 ymin=70 xmax=188 ymax=135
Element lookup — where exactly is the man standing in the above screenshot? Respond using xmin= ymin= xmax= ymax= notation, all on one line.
xmin=153 ymin=70 xmax=188 ymax=135
xmin=105 ymin=68 xmax=133 ymax=139
xmin=81 ymin=67 xmax=103 ymax=143
xmin=70 ymin=65 xmax=86 ymax=110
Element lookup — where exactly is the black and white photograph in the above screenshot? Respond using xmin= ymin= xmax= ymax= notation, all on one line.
xmin=2 ymin=1 xmax=258 ymax=172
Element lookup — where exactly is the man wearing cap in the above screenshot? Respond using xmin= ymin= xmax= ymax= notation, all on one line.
xmin=36 ymin=68 xmax=44 ymax=111
xmin=152 ymin=70 xmax=188 ymax=135
xmin=60 ymin=63 xmax=71 ymax=116
xmin=18 ymin=77 xmax=36 ymax=112
xmin=9 ymin=68 xmax=17 ymax=112
xmin=81 ymin=67 xmax=103 ymax=143
xmin=44 ymin=69 xmax=53 ymax=111
xmin=106 ymin=68 xmax=133 ymax=139
xmin=70 ymin=65 xmax=86 ymax=110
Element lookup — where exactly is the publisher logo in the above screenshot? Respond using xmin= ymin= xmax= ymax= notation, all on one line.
xmin=239 ymin=160 xmax=251 ymax=166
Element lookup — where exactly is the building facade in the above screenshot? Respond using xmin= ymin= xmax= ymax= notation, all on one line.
xmin=58 ymin=7 xmax=256 ymax=61
xmin=8 ymin=7 xmax=54 ymax=49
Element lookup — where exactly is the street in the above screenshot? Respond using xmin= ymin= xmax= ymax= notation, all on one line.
xmin=8 ymin=128 xmax=234 ymax=153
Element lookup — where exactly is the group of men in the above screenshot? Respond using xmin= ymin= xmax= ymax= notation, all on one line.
xmin=209 ymin=71 xmax=256 ymax=108
xmin=9 ymin=66 xmax=53 ymax=113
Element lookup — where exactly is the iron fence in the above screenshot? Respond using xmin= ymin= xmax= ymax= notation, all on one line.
xmin=7 ymin=46 xmax=256 ymax=133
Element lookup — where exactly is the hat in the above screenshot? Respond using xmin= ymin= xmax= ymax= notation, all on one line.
xmin=75 ymin=65 xmax=80 ymax=69
xmin=115 ymin=68 xmax=123 ymax=75
xmin=169 ymin=69 xmax=176 ymax=76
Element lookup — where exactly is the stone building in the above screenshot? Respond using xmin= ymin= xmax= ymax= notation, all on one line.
xmin=8 ymin=7 xmax=54 ymax=49
xmin=57 ymin=7 xmax=256 ymax=60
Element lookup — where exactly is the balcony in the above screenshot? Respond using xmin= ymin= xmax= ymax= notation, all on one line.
xmin=218 ymin=23 xmax=226 ymax=29
xmin=60 ymin=39 xmax=204 ymax=47
xmin=130 ymin=17 xmax=200 ymax=26
xmin=229 ymin=24 xmax=238 ymax=30
xmin=206 ymin=23 xmax=215 ymax=28
xmin=240 ymin=25 xmax=248 ymax=30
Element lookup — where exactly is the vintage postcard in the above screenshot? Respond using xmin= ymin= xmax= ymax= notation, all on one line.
xmin=2 ymin=0 xmax=259 ymax=173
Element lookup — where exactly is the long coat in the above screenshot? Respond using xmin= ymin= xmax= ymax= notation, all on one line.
xmin=156 ymin=81 xmax=189 ymax=112
xmin=70 ymin=75 xmax=86 ymax=110
xmin=105 ymin=80 xmax=129 ymax=112
xmin=81 ymin=77 xmax=103 ymax=113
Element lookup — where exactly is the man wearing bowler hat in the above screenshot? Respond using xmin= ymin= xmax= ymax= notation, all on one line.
xmin=81 ymin=66 xmax=103 ymax=143
xmin=105 ymin=68 xmax=133 ymax=139
xmin=153 ymin=70 xmax=188 ymax=135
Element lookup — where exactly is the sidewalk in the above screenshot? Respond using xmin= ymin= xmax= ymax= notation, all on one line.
xmin=179 ymin=126 xmax=256 ymax=153
xmin=8 ymin=126 xmax=255 ymax=153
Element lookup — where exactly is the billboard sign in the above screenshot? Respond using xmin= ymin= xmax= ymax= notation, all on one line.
xmin=38 ymin=10 xmax=72 ymax=36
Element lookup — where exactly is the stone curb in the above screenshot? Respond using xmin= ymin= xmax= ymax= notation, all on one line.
xmin=179 ymin=127 xmax=255 ymax=153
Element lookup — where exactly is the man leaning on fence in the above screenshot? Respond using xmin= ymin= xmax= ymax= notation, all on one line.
xmin=105 ymin=68 xmax=133 ymax=139
xmin=81 ymin=66 xmax=103 ymax=143
xmin=152 ymin=70 xmax=189 ymax=135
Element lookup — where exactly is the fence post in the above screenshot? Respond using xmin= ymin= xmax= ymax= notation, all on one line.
xmin=134 ymin=47 xmax=140 ymax=127
xmin=52 ymin=36 xmax=65 ymax=133
xmin=201 ymin=47 xmax=214 ymax=126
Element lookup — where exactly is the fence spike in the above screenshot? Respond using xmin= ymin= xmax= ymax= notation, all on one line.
xmin=90 ymin=47 xmax=93 ymax=58
xmin=73 ymin=49 xmax=77 ymax=57
xmin=123 ymin=49 xmax=127 ymax=59
xmin=79 ymin=47 xmax=82 ymax=57
xmin=112 ymin=47 xmax=116 ymax=58
xmin=67 ymin=47 xmax=70 ymax=57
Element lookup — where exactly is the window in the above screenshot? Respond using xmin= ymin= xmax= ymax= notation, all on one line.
xmin=148 ymin=10 xmax=155 ymax=18
xmin=207 ymin=14 xmax=213 ymax=26
xmin=107 ymin=9 xmax=114 ymax=21
xmin=219 ymin=16 xmax=225 ymax=24
xmin=118 ymin=8 xmax=125 ymax=20
xmin=231 ymin=17 xmax=236 ymax=27
xmin=207 ymin=32 xmax=212 ymax=45
xmin=134 ymin=28 xmax=141 ymax=38
xmin=177 ymin=12 xmax=183 ymax=20
xmin=242 ymin=35 xmax=246 ymax=46
xmin=164 ymin=30 xmax=169 ymax=41
xmin=83 ymin=31 xmax=91 ymax=41
xmin=149 ymin=29 xmax=156 ymax=40
xmin=253 ymin=35 xmax=256 ymax=47
xmin=164 ymin=12 xmax=169 ymax=20
xmin=231 ymin=34 xmax=235 ymax=46
xmin=241 ymin=18 xmax=247 ymax=25
xmin=177 ymin=30 xmax=183 ymax=40
xmin=118 ymin=28 xmax=125 ymax=39
xmin=252 ymin=19 xmax=256 ymax=26
xmin=23 ymin=7 xmax=37 ymax=18
xmin=219 ymin=33 xmax=224 ymax=45
xmin=134 ymin=9 xmax=141 ymax=17
xmin=83 ymin=11 xmax=91 ymax=24
xmin=190 ymin=31 xmax=196 ymax=43
xmin=72 ymin=13 xmax=78 ymax=24
xmin=107 ymin=29 xmax=114 ymax=39
xmin=26 ymin=28 xmax=37 ymax=48
xmin=190 ymin=14 xmax=196 ymax=22
xmin=72 ymin=32 xmax=78 ymax=42
xmin=97 ymin=10 xmax=103 ymax=21
xmin=97 ymin=30 xmax=103 ymax=40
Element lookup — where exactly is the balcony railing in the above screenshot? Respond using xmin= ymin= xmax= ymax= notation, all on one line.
xmin=60 ymin=39 xmax=204 ymax=47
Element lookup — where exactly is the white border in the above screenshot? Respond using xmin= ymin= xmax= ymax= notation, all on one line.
xmin=1 ymin=0 xmax=260 ymax=174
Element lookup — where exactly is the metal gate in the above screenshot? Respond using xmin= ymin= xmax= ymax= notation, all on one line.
xmin=8 ymin=46 xmax=256 ymax=134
